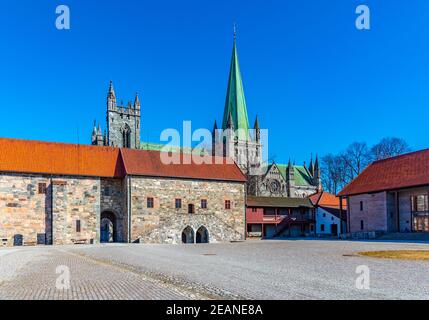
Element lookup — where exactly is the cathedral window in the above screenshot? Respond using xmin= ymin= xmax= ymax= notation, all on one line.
xmin=122 ymin=125 xmax=131 ymax=148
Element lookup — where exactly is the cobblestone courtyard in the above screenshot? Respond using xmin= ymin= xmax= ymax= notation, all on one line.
xmin=0 ymin=240 xmax=428 ymax=300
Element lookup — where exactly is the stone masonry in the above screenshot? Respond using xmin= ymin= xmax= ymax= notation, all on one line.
xmin=130 ymin=176 xmax=246 ymax=244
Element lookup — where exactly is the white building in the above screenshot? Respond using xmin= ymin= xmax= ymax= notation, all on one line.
xmin=310 ymin=191 xmax=345 ymax=237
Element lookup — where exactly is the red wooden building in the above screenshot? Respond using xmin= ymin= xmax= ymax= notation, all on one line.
xmin=246 ymin=196 xmax=315 ymax=238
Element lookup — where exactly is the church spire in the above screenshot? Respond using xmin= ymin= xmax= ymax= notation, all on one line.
xmin=221 ymin=26 xmax=250 ymax=141
xmin=107 ymin=80 xmax=117 ymax=109
xmin=254 ymin=115 xmax=260 ymax=142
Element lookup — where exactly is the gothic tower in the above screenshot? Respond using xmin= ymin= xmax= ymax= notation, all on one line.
xmin=215 ymin=30 xmax=262 ymax=175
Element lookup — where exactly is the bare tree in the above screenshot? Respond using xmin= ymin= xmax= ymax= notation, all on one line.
xmin=321 ymin=154 xmax=349 ymax=194
xmin=370 ymin=137 xmax=410 ymax=161
xmin=340 ymin=142 xmax=371 ymax=181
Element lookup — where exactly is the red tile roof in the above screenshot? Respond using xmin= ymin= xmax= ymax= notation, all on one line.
xmin=0 ymin=138 xmax=246 ymax=182
xmin=0 ymin=138 xmax=124 ymax=178
xmin=338 ymin=149 xmax=429 ymax=196
xmin=120 ymin=148 xmax=246 ymax=182
xmin=309 ymin=191 xmax=346 ymax=208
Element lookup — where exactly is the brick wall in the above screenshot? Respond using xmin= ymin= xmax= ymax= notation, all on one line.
xmin=348 ymin=192 xmax=387 ymax=232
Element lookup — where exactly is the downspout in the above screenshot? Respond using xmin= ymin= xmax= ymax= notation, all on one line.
xmin=50 ymin=176 xmax=53 ymax=245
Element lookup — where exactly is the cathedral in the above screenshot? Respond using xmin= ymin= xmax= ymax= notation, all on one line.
xmin=91 ymin=32 xmax=322 ymax=199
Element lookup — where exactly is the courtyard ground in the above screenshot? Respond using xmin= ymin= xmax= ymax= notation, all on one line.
xmin=0 ymin=240 xmax=428 ymax=300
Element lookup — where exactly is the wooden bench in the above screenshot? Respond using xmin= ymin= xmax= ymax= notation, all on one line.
xmin=72 ymin=239 xmax=87 ymax=245
xmin=23 ymin=241 xmax=37 ymax=247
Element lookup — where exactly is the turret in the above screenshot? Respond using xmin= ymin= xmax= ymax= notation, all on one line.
xmin=287 ymin=159 xmax=296 ymax=197
xmin=107 ymin=81 xmax=117 ymax=110
xmin=134 ymin=92 xmax=140 ymax=110
xmin=254 ymin=115 xmax=260 ymax=142
xmin=314 ymin=155 xmax=322 ymax=190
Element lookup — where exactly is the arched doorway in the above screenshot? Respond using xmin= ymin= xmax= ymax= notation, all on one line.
xmin=181 ymin=226 xmax=195 ymax=244
xmin=100 ymin=211 xmax=116 ymax=243
xmin=196 ymin=226 xmax=209 ymax=243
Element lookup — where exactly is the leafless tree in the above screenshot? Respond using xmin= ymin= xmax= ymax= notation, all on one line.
xmin=370 ymin=137 xmax=410 ymax=161
xmin=321 ymin=154 xmax=349 ymax=194
xmin=340 ymin=142 xmax=371 ymax=181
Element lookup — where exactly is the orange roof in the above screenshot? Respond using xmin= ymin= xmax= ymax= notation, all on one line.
xmin=0 ymin=138 xmax=124 ymax=178
xmin=309 ymin=191 xmax=346 ymax=208
xmin=338 ymin=149 xmax=429 ymax=196
xmin=120 ymin=148 xmax=247 ymax=182
xmin=0 ymin=138 xmax=246 ymax=182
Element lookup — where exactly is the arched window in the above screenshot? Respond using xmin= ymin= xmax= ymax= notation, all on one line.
xmin=122 ymin=125 xmax=131 ymax=148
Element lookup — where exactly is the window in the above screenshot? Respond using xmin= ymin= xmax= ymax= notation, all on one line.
xmin=147 ymin=197 xmax=154 ymax=208
xmin=322 ymin=213 xmax=326 ymax=218
xmin=38 ymin=183 xmax=47 ymax=195
xmin=252 ymin=208 xmax=257 ymax=212
xmin=360 ymin=220 xmax=364 ymax=230
xmin=360 ymin=201 xmax=363 ymax=211
xmin=188 ymin=204 xmax=195 ymax=214
xmin=225 ymin=200 xmax=231 ymax=210
xmin=201 ymin=199 xmax=207 ymax=209
xmin=104 ymin=186 xmax=110 ymax=197
xmin=76 ymin=220 xmax=81 ymax=233
xmin=411 ymin=194 xmax=428 ymax=212
xmin=175 ymin=199 xmax=182 ymax=209
xmin=320 ymin=224 xmax=325 ymax=232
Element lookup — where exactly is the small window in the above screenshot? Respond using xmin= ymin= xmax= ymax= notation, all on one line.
xmin=252 ymin=208 xmax=257 ymax=212
xmin=225 ymin=200 xmax=231 ymax=210
xmin=175 ymin=199 xmax=182 ymax=209
xmin=201 ymin=199 xmax=207 ymax=209
xmin=322 ymin=213 xmax=326 ymax=218
xmin=360 ymin=220 xmax=364 ymax=230
xmin=360 ymin=201 xmax=363 ymax=211
xmin=38 ymin=183 xmax=47 ymax=195
xmin=188 ymin=204 xmax=195 ymax=214
xmin=147 ymin=197 xmax=154 ymax=208
xmin=320 ymin=224 xmax=325 ymax=232
xmin=104 ymin=186 xmax=110 ymax=197
xmin=76 ymin=220 xmax=81 ymax=233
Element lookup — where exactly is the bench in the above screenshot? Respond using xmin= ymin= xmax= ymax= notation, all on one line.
xmin=72 ymin=239 xmax=87 ymax=245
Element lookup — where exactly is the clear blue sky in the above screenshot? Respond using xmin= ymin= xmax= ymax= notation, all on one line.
xmin=1 ymin=0 xmax=429 ymax=164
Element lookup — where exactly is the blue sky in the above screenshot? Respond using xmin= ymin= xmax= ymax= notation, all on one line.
xmin=1 ymin=0 xmax=429 ymax=164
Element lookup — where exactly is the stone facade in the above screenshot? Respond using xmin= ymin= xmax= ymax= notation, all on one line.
xmin=129 ymin=176 xmax=245 ymax=244
xmin=348 ymin=192 xmax=387 ymax=233
xmin=0 ymin=172 xmax=246 ymax=247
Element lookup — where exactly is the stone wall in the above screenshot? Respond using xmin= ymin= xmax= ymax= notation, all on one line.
xmin=0 ymin=174 xmax=49 ymax=246
xmin=52 ymin=177 xmax=100 ymax=245
xmin=100 ymin=178 xmax=127 ymax=242
xmin=348 ymin=192 xmax=387 ymax=232
xmin=129 ymin=176 xmax=246 ymax=244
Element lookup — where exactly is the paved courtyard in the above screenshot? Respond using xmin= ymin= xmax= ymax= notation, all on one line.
xmin=0 ymin=240 xmax=428 ymax=300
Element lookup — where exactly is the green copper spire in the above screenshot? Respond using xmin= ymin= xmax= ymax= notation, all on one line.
xmin=222 ymin=29 xmax=250 ymax=141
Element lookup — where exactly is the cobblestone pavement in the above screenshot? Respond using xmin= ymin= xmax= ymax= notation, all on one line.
xmin=0 ymin=247 xmax=202 ymax=300
xmin=1 ymin=240 xmax=429 ymax=300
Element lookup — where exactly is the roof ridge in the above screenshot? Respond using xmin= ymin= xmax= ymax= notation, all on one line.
xmin=372 ymin=148 xmax=429 ymax=164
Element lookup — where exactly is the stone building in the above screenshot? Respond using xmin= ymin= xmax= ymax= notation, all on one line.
xmin=0 ymin=138 xmax=246 ymax=246
xmin=212 ymin=33 xmax=321 ymax=198
xmin=92 ymin=81 xmax=141 ymax=149
xmin=338 ymin=149 xmax=429 ymax=235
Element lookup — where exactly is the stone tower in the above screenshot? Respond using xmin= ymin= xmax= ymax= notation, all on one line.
xmin=92 ymin=81 xmax=141 ymax=148
xmin=214 ymin=32 xmax=262 ymax=175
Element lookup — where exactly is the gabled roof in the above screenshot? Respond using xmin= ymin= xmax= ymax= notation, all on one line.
xmin=0 ymin=138 xmax=246 ymax=182
xmin=276 ymin=164 xmax=314 ymax=186
xmin=309 ymin=191 xmax=346 ymax=208
xmin=247 ymin=196 xmax=313 ymax=208
xmin=338 ymin=149 xmax=429 ymax=196
xmin=120 ymin=148 xmax=246 ymax=182
xmin=0 ymin=138 xmax=124 ymax=178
